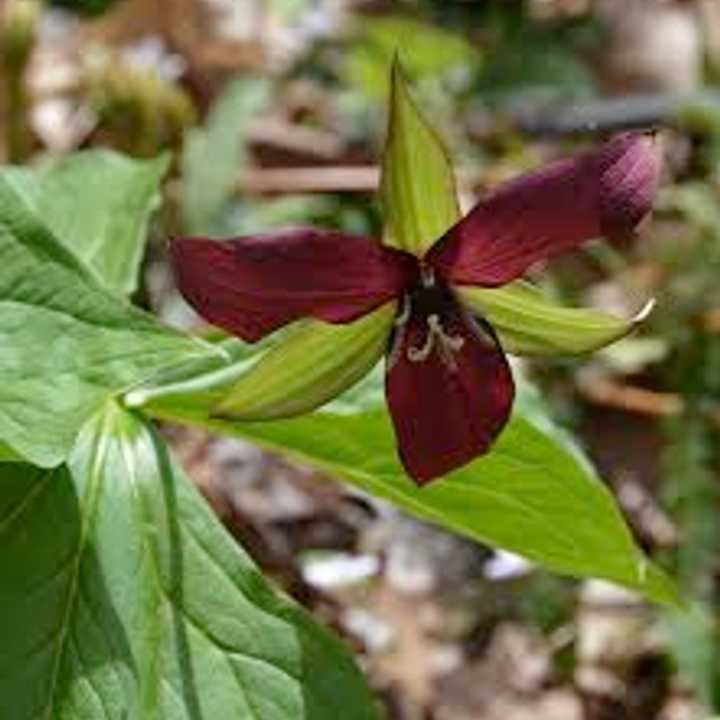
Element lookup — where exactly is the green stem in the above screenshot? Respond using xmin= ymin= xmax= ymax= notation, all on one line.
xmin=6 ymin=63 xmax=31 ymax=162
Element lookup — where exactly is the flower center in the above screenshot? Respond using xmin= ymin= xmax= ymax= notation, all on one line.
xmin=392 ymin=273 xmax=466 ymax=371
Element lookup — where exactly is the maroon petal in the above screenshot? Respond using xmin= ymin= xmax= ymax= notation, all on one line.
xmin=170 ymin=228 xmax=418 ymax=341
xmin=385 ymin=294 xmax=514 ymax=485
xmin=427 ymin=132 xmax=661 ymax=286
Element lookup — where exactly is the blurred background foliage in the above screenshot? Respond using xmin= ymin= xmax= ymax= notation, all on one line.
xmin=3 ymin=0 xmax=720 ymax=718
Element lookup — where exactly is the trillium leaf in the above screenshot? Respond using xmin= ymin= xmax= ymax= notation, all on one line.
xmin=379 ymin=59 xmax=461 ymax=255
xmin=213 ymin=303 xmax=396 ymax=419
xmin=0 ymin=403 xmax=377 ymax=719
xmin=3 ymin=150 xmax=168 ymax=295
xmin=458 ymin=281 xmax=652 ymax=356
xmin=0 ymin=176 xmax=212 ymax=467
xmin=135 ymin=370 xmax=679 ymax=606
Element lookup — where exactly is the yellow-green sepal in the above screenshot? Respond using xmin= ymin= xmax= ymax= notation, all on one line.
xmin=379 ymin=58 xmax=461 ymax=256
xmin=458 ymin=281 xmax=653 ymax=357
xmin=212 ymin=302 xmax=396 ymax=419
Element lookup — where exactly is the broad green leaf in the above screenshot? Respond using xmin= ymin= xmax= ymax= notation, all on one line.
xmin=137 ymin=374 xmax=679 ymax=606
xmin=379 ymin=59 xmax=461 ymax=255
xmin=214 ymin=303 xmax=395 ymax=419
xmin=458 ymin=281 xmax=652 ymax=356
xmin=0 ymin=176 xmax=211 ymax=467
xmin=0 ymin=403 xmax=377 ymax=719
xmin=3 ymin=150 xmax=168 ymax=295
xmin=182 ymin=78 xmax=270 ymax=234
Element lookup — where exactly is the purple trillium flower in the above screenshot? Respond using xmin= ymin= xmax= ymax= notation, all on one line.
xmin=171 ymin=132 xmax=661 ymax=485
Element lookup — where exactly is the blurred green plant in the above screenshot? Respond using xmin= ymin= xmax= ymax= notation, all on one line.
xmin=49 ymin=0 xmax=124 ymax=16
xmin=652 ymin=178 xmax=720 ymax=713
xmin=85 ymin=50 xmax=196 ymax=158
xmin=414 ymin=0 xmax=598 ymax=103
xmin=344 ymin=15 xmax=481 ymax=100
xmin=181 ymin=78 xmax=270 ymax=234
xmin=678 ymin=104 xmax=720 ymax=178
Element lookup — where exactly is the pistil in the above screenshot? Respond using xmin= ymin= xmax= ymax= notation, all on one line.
xmin=407 ymin=313 xmax=465 ymax=370
xmin=392 ymin=279 xmax=467 ymax=372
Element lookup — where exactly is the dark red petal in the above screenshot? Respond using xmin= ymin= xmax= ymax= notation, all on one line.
xmin=427 ymin=132 xmax=661 ymax=286
xmin=170 ymin=229 xmax=418 ymax=341
xmin=385 ymin=301 xmax=514 ymax=485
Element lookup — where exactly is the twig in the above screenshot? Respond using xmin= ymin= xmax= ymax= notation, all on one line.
xmin=576 ymin=368 xmax=720 ymax=434
xmin=248 ymin=117 xmax=345 ymax=160
xmin=239 ymin=165 xmax=479 ymax=194
xmin=576 ymin=369 xmax=683 ymax=417
xmin=506 ymin=91 xmax=720 ymax=137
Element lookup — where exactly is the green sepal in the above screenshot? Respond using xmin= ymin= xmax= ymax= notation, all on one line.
xmin=458 ymin=281 xmax=653 ymax=356
xmin=379 ymin=58 xmax=461 ymax=255
xmin=213 ymin=303 xmax=396 ymax=419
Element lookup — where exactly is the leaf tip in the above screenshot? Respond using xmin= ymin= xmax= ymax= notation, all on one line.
xmin=390 ymin=49 xmax=402 ymax=72
xmin=632 ymin=297 xmax=656 ymax=325
xmin=388 ymin=53 xmax=412 ymax=102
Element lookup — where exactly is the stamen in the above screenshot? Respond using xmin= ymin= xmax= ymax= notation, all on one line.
xmin=394 ymin=295 xmax=411 ymax=327
xmin=407 ymin=314 xmax=465 ymax=370
xmin=407 ymin=314 xmax=439 ymax=362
